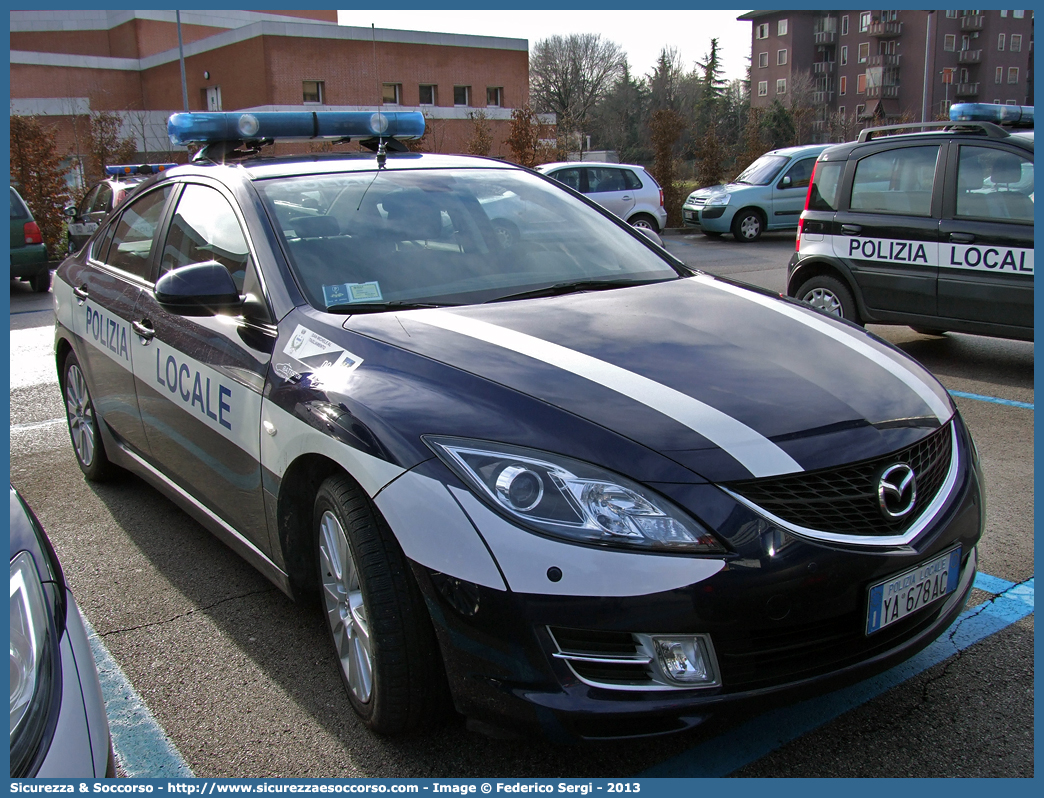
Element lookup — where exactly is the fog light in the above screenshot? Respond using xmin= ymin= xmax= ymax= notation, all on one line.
xmin=652 ymin=636 xmax=717 ymax=685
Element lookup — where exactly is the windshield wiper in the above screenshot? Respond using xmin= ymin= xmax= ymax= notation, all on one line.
xmin=486 ymin=278 xmax=668 ymax=304
xmin=325 ymin=300 xmax=451 ymax=314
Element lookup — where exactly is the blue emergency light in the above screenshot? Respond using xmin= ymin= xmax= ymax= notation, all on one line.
xmin=167 ymin=111 xmax=426 ymax=145
xmin=105 ymin=163 xmax=178 ymax=176
xmin=950 ymin=103 xmax=1034 ymax=128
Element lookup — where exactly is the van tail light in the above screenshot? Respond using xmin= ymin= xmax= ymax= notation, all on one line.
xmin=796 ymin=217 xmax=803 ymax=252
xmin=804 ymin=161 xmax=818 ymax=211
xmin=659 ymin=189 xmax=664 ymax=208
xmin=23 ymin=222 xmax=43 ymax=245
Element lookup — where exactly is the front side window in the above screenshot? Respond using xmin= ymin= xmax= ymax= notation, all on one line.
xmin=303 ymin=80 xmax=324 ymax=104
xmin=781 ymin=158 xmax=815 ymax=190
xmin=105 ymin=186 xmax=172 ymax=279
xmin=77 ymin=185 xmax=100 ymax=217
xmin=955 ymin=145 xmax=1033 ymax=223
xmin=549 ymin=168 xmax=582 ymax=191
xmin=419 ymin=84 xmax=437 ymax=105
xmin=850 ymin=146 xmax=939 ymax=216
xmin=93 ymin=184 xmax=114 ymax=215
xmin=454 ymin=86 xmax=471 ymax=106
xmin=256 ymin=168 xmax=681 ymax=311
xmin=160 ymin=184 xmax=251 ymax=292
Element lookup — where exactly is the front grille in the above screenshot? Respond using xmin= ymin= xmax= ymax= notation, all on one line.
xmin=726 ymin=422 xmax=953 ymax=537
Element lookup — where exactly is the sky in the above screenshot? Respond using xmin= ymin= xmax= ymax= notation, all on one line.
xmin=338 ymin=10 xmax=754 ymax=84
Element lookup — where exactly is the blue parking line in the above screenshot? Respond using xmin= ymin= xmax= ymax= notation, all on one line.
xmin=641 ymin=575 xmax=1034 ymax=778
xmin=82 ymin=616 xmax=194 ymax=778
xmin=949 ymin=390 xmax=1033 ymax=410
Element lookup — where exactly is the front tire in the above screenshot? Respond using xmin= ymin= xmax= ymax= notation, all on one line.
xmin=62 ymin=352 xmax=115 ymax=481
xmin=731 ymin=209 xmax=764 ymax=242
xmin=314 ymin=475 xmax=446 ymax=735
xmin=796 ymin=274 xmax=860 ymax=324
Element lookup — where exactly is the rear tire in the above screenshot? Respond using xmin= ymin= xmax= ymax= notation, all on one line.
xmin=61 ymin=352 xmax=116 ymax=481
xmin=314 ymin=475 xmax=446 ymax=735
xmin=30 ymin=270 xmax=51 ymax=293
xmin=796 ymin=274 xmax=861 ymax=324
xmin=629 ymin=213 xmax=659 ymax=233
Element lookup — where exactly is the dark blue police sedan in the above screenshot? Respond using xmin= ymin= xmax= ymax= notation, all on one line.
xmin=53 ymin=111 xmax=984 ymax=741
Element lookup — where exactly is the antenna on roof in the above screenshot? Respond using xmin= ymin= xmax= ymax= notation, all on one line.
xmin=372 ymin=23 xmax=387 ymax=167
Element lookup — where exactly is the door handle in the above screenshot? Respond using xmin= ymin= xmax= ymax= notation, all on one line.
xmin=949 ymin=232 xmax=976 ymax=244
xmin=841 ymin=224 xmax=862 ymax=235
xmin=621 ymin=195 xmax=633 ymax=201
xmin=132 ymin=320 xmax=155 ymax=343
xmin=73 ymin=285 xmax=89 ymax=304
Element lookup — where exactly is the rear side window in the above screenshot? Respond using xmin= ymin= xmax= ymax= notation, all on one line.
xmin=622 ymin=169 xmax=644 ymax=191
xmin=10 ymin=188 xmax=29 ymax=219
xmin=104 ymin=186 xmax=172 ymax=280
xmin=807 ymin=161 xmax=844 ymax=211
xmin=955 ymin=145 xmax=1033 ymax=224
xmin=849 ymin=146 xmax=939 ymax=216
xmin=586 ymin=167 xmax=628 ymax=193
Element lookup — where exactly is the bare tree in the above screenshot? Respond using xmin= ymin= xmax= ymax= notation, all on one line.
xmin=530 ymin=33 xmax=626 ymax=140
xmin=788 ymin=69 xmax=818 ymax=145
xmin=465 ymin=111 xmax=493 ymax=156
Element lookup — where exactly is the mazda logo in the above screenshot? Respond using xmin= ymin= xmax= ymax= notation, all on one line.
xmin=878 ymin=463 xmax=917 ymax=519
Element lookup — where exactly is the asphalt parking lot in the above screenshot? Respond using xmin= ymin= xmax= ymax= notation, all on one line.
xmin=7 ymin=232 xmax=1033 ymax=778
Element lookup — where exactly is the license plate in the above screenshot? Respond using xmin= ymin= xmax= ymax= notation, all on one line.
xmin=866 ymin=547 xmax=961 ymax=635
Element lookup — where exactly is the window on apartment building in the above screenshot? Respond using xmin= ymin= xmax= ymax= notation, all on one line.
xmin=759 ymin=52 xmax=769 ymax=68
xmin=1008 ymin=67 xmax=1019 ymax=83
xmin=778 ymin=49 xmax=788 ymax=65
xmin=858 ymin=42 xmax=870 ymax=62
xmin=758 ymin=80 xmax=768 ymax=96
xmin=1006 ymin=99 xmax=1018 ymax=104
xmin=857 ymin=74 xmax=867 ymax=93
xmin=947 ymin=10 xmax=958 ymax=18
xmin=840 ymin=46 xmax=848 ymax=65
xmin=859 ymin=12 xmax=871 ymax=31
xmin=419 ymin=84 xmax=437 ymax=105
xmin=778 ymin=19 xmax=788 ymax=36
xmin=486 ymin=87 xmax=503 ymax=106
xmin=1013 ymin=10 xmax=1024 ymax=18
xmin=856 ymin=103 xmax=865 ymax=117
xmin=204 ymin=86 xmax=222 ymax=111
xmin=382 ymin=83 xmax=402 ymax=104
xmin=882 ymin=10 xmax=898 ymax=21
xmin=944 ymin=34 xmax=956 ymax=52
xmin=960 ymin=68 xmax=970 ymax=84
xmin=1010 ymin=34 xmax=1022 ymax=51
xmin=454 ymin=85 xmax=471 ymax=106
xmin=840 ymin=75 xmax=848 ymax=95
xmin=841 ymin=15 xmax=849 ymax=35
xmin=303 ymin=80 xmax=324 ymax=104
xmin=839 ymin=106 xmax=846 ymax=123
xmin=999 ymin=10 xmax=1006 ymax=17
xmin=998 ymin=33 xmax=1006 ymax=50
xmin=995 ymin=66 xmax=1004 ymax=83
xmin=777 ymin=79 xmax=787 ymax=95
xmin=756 ymin=23 xmax=769 ymax=39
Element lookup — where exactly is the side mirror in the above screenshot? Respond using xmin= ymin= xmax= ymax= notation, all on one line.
xmin=779 ymin=175 xmax=792 ymax=189
xmin=155 ymin=261 xmax=242 ymax=316
xmin=64 ymin=205 xmax=77 ymax=219
xmin=633 ymin=226 xmax=664 ymax=248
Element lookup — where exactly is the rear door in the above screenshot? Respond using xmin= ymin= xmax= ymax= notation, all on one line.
xmin=937 ymin=142 xmax=1033 ymax=330
xmin=831 ymin=143 xmax=942 ymax=317
xmin=130 ymin=180 xmax=274 ymax=547
xmin=584 ymin=167 xmax=637 ymax=219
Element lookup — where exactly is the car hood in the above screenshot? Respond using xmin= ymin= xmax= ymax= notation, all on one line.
xmin=688 ymin=183 xmax=757 ymax=201
xmin=342 ymin=276 xmax=954 ymax=483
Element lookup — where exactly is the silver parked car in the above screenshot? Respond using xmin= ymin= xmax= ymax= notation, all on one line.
xmin=536 ymin=161 xmax=668 ymax=232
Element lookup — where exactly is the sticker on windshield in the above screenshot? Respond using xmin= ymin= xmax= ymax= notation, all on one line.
xmin=323 ymin=281 xmax=383 ymax=307
xmin=283 ymin=324 xmax=364 ymax=372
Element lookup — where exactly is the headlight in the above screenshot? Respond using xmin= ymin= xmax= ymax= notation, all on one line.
xmin=427 ymin=437 xmax=725 ymax=554
xmin=707 ymin=193 xmax=731 ymax=206
xmin=10 ymin=551 xmax=60 ymax=775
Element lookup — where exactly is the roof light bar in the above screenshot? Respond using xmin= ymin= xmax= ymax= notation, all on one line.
xmin=167 ymin=111 xmax=426 ymax=146
xmin=105 ymin=163 xmax=178 ymax=176
xmin=950 ymin=103 xmax=1034 ymax=128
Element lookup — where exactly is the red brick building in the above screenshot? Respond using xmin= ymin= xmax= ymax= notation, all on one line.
xmin=11 ymin=10 xmax=534 ymax=182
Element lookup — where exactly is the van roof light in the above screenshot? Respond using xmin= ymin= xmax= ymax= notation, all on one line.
xmin=950 ymin=103 xmax=1034 ymax=129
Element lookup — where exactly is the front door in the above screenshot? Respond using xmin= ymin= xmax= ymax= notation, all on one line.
xmin=770 ymin=156 xmax=817 ymax=227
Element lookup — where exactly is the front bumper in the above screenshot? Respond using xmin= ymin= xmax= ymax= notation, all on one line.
xmin=681 ymin=204 xmax=730 ymax=232
xmin=408 ymin=421 xmax=985 ymax=741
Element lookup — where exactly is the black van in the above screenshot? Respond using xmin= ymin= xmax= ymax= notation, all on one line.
xmin=788 ymin=104 xmax=1033 ymax=342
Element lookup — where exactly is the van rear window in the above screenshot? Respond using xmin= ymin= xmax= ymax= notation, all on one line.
xmin=807 ymin=161 xmax=843 ymax=211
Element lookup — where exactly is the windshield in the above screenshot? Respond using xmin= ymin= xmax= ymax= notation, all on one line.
xmin=256 ymin=168 xmax=681 ymax=311
xmin=733 ymin=154 xmax=789 ymax=186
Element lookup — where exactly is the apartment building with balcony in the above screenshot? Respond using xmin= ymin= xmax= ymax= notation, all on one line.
xmin=10 ymin=9 xmax=533 ymax=178
xmin=739 ymin=9 xmax=1034 ymax=142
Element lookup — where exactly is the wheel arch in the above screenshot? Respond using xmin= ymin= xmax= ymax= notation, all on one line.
xmin=627 ymin=211 xmax=660 ymax=232
xmin=55 ymin=335 xmax=74 ymax=387
xmin=789 ymin=257 xmax=857 ymax=301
